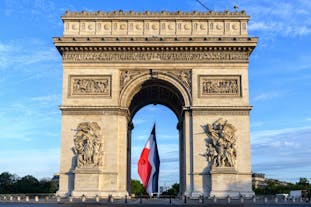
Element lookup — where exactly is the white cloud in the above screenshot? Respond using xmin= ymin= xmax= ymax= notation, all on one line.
xmin=0 ymin=40 xmax=61 ymax=84
xmin=133 ymin=118 xmax=147 ymax=126
xmin=247 ymin=1 xmax=311 ymax=37
xmin=248 ymin=22 xmax=277 ymax=32
xmin=251 ymin=126 xmax=311 ymax=182
xmin=0 ymin=148 xmax=60 ymax=179
xmin=0 ymin=42 xmax=15 ymax=52
xmin=252 ymin=91 xmax=282 ymax=102
xmin=188 ymin=1 xmax=311 ymax=37
xmin=158 ymin=134 xmax=178 ymax=140
xmin=1 ymin=0 xmax=63 ymax=25
xmin=30 ymin=94 xmax=62 ymax=104
xmin=0 ymin=96 xmax=61 ymax=143
xmin=145 ymin=105 xmax=161 ymax=112
xmin=251 ymin=126 xmax=311 ymax=144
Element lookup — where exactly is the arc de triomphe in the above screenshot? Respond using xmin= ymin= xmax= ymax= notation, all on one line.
xmin=53 ymin=10 xmax=257 ymax=198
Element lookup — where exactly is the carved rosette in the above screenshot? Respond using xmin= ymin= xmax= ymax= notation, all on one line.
xmin=73 ymin=122 xmax=102 ymax=168
xmin=202 ymin=118 xmax=237 ymax=168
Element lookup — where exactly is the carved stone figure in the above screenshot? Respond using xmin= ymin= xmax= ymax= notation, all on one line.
xmin=202 ymin=79 xmax=239 ymax=95
xmin=200 ymin=76 xmax=241 ymax=97
xmin=71 ymin=76 xmax=111 ymax=96
xmin=203 ymin=118 xmax=237 ymax=168
xmin=120 ymin=70 xmax=142 ymax=89
xmin=73 ymin=122 xmax=102 ymax=167
xmin=169 ymin=70 xmax=191 ymax=91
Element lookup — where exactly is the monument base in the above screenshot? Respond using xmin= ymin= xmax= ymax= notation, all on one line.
xmin=71 ymin=167 xmax=128 ymax=198
xmin=56 ymin=191 xmax=71 ymax=198
xmin=209 ymin=167 xmax=254 ymax=198
xmin=71 ymin=191 xmax=129 ymax=198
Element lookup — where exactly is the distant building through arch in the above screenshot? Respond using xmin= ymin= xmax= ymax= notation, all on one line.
xmin=54 ymin=10 xmax=257 ymax=198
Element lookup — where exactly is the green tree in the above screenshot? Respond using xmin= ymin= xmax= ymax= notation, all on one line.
xmin=130 ymin=179 xmax=147 ymax=195
xmin=38 ymin=179 xmax=58 ymax=193
xmin=0 ymin=172 xmax=18 ymax=193
xmin=297 ymin=178 xmax=309 ymax=186
xmin=161 ymin=183 xmax=180 ymax=196
xmin=15 ymin=175 xmax=39 ymax=193
xmin=0 ymin=172 xmax=59 ymax=194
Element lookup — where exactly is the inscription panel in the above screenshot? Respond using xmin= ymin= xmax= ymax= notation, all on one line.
xmin=199 ymin=75 xmax=241 ymax=97
xmin=69 ymin=75 xmax=111 ymax=97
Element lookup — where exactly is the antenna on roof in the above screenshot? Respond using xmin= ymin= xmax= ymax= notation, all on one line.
xmin=195 ymin=0 xmax=211 ymax=11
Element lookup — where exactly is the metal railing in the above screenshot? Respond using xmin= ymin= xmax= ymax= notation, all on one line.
xmin=0 ymin=194 xmax=310 ymax=205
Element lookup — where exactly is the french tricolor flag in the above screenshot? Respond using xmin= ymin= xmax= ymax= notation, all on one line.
xmin=138 ymin=124 xmax=160 ymax=194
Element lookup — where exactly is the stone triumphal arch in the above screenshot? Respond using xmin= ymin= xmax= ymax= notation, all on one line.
xmin=54 ymin=10 xmax=257 ymax=198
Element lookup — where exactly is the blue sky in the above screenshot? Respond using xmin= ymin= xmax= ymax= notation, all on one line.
xmin=0 ymin=0 xmax=311 ymax=187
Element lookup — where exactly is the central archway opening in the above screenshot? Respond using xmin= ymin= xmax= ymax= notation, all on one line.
xmin=131 ymin=104 xmax=179 ymax=194
xmin=126 ymin=79 xmax=186 ymax=195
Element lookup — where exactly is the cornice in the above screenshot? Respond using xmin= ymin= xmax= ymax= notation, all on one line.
xmin=191 ymin=105 xmax=252 ymax=115
xmin=62 ymin=10 xmax=250 ymax=20
xmin=55 ymin=45 xmax=255 ymax=53
xmin=53 ymin=37 xmax=257 ymax=56
xmin=191 ymin=105 xmax=252 ymax=111
xmin=59 ymin=105 xmax=128 ymax=111
xmin=53 ymin=36 xmax=257 ymax=44
xmin=59 ymin=105 xmax=130 ymax=117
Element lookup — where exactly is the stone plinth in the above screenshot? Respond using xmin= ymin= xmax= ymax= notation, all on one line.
xmin=209 ymin=167 xmax=254 ymax=197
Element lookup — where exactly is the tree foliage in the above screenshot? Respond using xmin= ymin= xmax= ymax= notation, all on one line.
xmin=0 ymin=172 xmax=58 ymax=194
xmin=130 ymin=179 xmax=147 ymax=195
xmin=161 ymin=183 xmax=180 ymax=196
xmin=253 ymin=177 xmax=311 ymax=195
xmin=297 ymin=178 xmax=309 ymax=186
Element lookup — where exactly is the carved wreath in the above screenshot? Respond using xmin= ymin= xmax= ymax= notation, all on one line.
xmin=202 ymin=118 xmax=237 ymax=168
xmin=73 ymin=122 xmax=102 ymax=167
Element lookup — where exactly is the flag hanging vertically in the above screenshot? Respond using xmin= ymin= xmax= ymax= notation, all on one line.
xmin=138 ymin=124 xmax=160 ymax=194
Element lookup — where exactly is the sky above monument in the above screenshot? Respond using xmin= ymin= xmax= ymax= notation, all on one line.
xmin=0 ymin=0 xmax=311 ymax=187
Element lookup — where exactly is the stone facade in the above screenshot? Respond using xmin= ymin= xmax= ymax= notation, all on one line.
xmin=54 ymin=10 xmax=257 ymax=198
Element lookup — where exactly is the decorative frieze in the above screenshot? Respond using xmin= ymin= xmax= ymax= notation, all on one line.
xmin=63 ymin=51 xmax=249 ymax=63
xmin=69 ymin=75 xmax=111 ymax=97
xmin=199 ymin=75 xmax=241 ymax=97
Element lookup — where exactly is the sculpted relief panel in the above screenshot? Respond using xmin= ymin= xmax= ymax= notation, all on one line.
xmin=69 ymin=75 xmax=111 ymax=97
xmin=73 ymin=122 xmax=102 ymax=168
xmin=167 ymin=70 xmax=192 ymax=91
xmin=120 ymin=70 xmax=142 ymax=89
xmin=199 ymin=75 xmax=241 ymax=97
xmin=202 ymin=118 xmax=237 ymax=168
